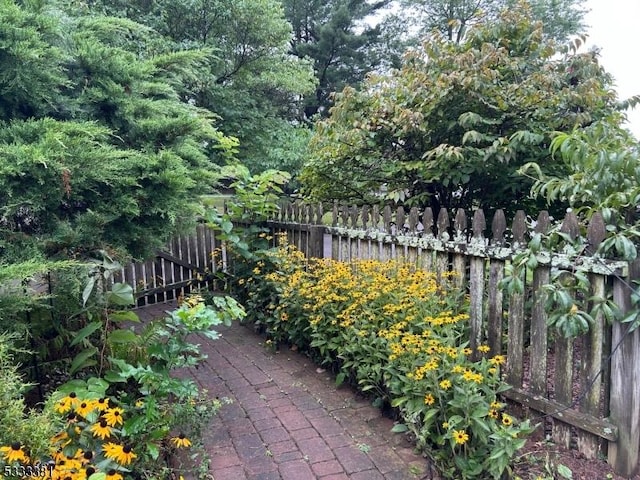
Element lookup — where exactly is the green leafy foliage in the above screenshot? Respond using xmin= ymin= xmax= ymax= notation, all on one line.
xmin=207 ymin=165 xmax=290 ymax=265
xmin=396 ymin=0 xmax=586 ymax=45
xmin=521 ymin=120 xmax=640 ymax=232
xmin=284 ymin=0 xmax=388 ymax=116
xmin=505 ymin=119 xmax=640 ymax=338
xmin=0 ymin=296 xmax=240 ymax=478
xmin=301 ymin=7 xmax=619 ymax=215
xmin=0 ymin=334 xmax=57 ymax=464
xmin=96 ymin=0 xmax=317 ymax=174
xmin=0 ymin=1 xmax=237 ymax=261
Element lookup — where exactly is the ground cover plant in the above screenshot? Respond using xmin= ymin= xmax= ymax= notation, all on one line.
xmin=237 ymin=237 xmax=533 ymax=479
xmin=0 ymin=294 xmax=242 ymax=479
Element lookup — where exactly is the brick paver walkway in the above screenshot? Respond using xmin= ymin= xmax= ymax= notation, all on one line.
xmin=138 ymin=303 xmax=437 ymax=480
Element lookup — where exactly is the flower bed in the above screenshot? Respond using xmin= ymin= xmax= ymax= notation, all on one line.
xmin=239 ymin=239 xmax=533 ymax=479
xmin=0 ymin=296 xmax=242 ymax=480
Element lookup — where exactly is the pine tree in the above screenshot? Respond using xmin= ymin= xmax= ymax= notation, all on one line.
xmin=284 ymin=0 xmax=391 ymax=116
xmin=0 ymin=1 xmax=236 ymax=260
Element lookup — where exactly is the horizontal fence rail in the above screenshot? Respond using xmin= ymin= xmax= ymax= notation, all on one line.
xmin=267 ymin=201 xmax=640 ymax=478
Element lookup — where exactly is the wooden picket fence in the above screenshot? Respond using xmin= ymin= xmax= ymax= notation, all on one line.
xmin=266 ymin=202 xmax=640 ymax=478
xmin=118 ymin=202 xmax=640 ymax=477
xmin=115 ymin=223 xmax=223 ymax=306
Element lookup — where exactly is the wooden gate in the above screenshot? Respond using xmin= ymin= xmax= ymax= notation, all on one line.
xmin=116 ymin=224 xmax=221 ymax=307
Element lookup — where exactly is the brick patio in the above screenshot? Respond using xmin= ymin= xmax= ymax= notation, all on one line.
xmin=138 ymin=303 xmax=438 ymax=479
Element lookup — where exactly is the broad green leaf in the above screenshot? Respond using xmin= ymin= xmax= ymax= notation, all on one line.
xmin=391 ymin=396 xmax=408 ymax=407
xmin=391 ymin=423 xmax=408 ymax=433
xmin=86 ymin=377 xmax=109 ymax=394
xmin=146 ymin=442 xmax=160 ymax=460
xmin=70 ymin=347 xmax=99 ymax=375
xmin=108 ymin=329 xmax=138 ymax=344
xmin=556 ymin=464 xmax=573 ymax=479
xmin=82 ymin=277 xmax=96 ymax=306
xmin=109 ymin=311 xmax=140 ymax=323
xmin=108 ymin=283 xmax=135 ymax=306
xmin=70 ymin=321 xmax=102 ymax=346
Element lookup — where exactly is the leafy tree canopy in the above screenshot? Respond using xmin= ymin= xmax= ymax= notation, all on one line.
xmin=301 ymin=7 xmax=622 ymax=215
xmin=521 ymin=119 xmax=640 ymax=227
xmin=392 ymin=0 xmax=586 ymax=45
xmin=0 ymin=0 xmax=236 ymax=261
xmin=283 ymin=0 xmax=391 ymax=116
xmin=95 ymin=0 xmax=317 ymax=174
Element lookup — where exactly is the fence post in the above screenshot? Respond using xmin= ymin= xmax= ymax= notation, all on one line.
xmin=505 ymin=210 xmax=526 ymax=387
xmin=552 ymin=211 xmax=579 ymax=447
xmin=608 ymin=258 xmax=640 ymax=477
xmin=469 ymin=209 xmax=485 ymax=357
xmin=577 ymin=212 xmax=607 ymax=459
xmin=530 ymin=211 xmax=550 ymax=396
xmin=308 ymin=225 xmax=325 ymax=259
xmin=487 ymin=209 xmax=506 ymax=356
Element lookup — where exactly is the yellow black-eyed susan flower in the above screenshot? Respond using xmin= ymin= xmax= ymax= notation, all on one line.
xmin=81 ymin=450 xmax=94 ymax=464
xmin=0 ymin=442 xmax=29 ymax=463
xmin=51 ymin=431 xmax=70 ymax=447
xmin=105 ymin=469 xmax=124 ymax=480
xmin=501 ymin=413 xmax=513 ymax=426
xmin=424 ymin=393 xmax=435 ymax=406
xmin=488 ymin=409 xmax=499 ymax=419
xmin=95 ymin=397 xmax=109 ymax=412
xmin=58 ymin=391 xmax=81 ymax=413
xmin=171 ymin=434 xmax=192 ymax=448
xmin=90 ymin=419 xmax=113 ymax=440
xmin=76 ymin=401 xmax=95 ymax=418
xmin=103 ymin=443 xmax=136 ymax=465
xmin=490 ymin=355 xmax=506 ymax=366
xmin=54 ymin=398 xmax=73 ymax=414
xmin=103 ymin=407 xmax=124 ymax=427
xmin=452 ymin=429 xmax=469 ymax=445
xmin=62 ymin=454 xmax=82 ymax=472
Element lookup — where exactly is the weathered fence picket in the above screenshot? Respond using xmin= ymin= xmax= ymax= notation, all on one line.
xmin=487 ymin=209 xmax=506 ymax=357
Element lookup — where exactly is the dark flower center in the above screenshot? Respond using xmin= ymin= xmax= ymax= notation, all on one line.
xmin=80 ymin=402 xmax=87 ymax=408
xmin=99 ymin=419 xmax=108 ymax=428
xmin=69 ymin=392 xmax=77 ymax=398
xmin=107 ymin=469 xmax=116 ymax=475
xmin=10 ymin=442 xmax=20 ymax=451
xmin=123 ymin=445 xmax=132 ymax=454
xmin=86 ymin=467 xmax=96 ymax=475
xmin=179 ymin=433 xmax=186 ymax=439
xmin=83 ymin=450 xmax=93 ymax=460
